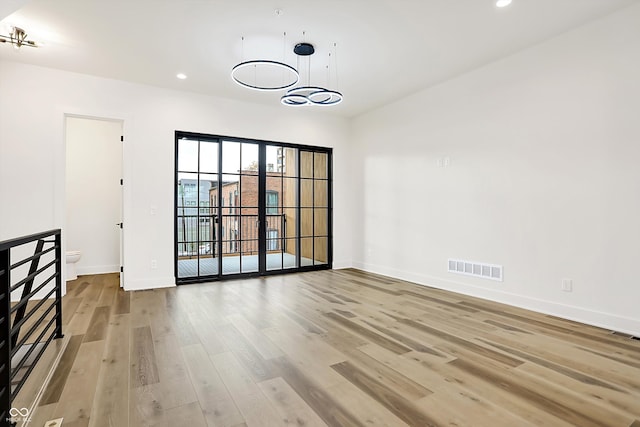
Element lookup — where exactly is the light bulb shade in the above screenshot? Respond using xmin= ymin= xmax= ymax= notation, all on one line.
xmin=231 ymin=60 xmax=299 ymax=91
xmin=281 ymin=86 xmax=343 ymax=107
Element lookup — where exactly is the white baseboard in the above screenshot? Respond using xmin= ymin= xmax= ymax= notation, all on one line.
xmin=124 ymin=276 xmax=176 ymax=291
xmin=352 ymin=260 xmax=640 ymax=337
xmin=76 ymin=265 xmax=119 ymax=275
xmin=332 ymin=260 xmax=352 ymax=269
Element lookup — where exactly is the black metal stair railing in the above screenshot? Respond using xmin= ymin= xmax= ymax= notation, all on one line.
xmin=0 ymin=229 xmax=63 ymax=427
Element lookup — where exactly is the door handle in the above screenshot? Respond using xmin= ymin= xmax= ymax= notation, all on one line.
xmin=116 ymin=223 xmax=123 ymax=228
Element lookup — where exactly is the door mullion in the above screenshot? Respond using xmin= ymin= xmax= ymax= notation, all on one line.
xmin=258 ymin=144 xmax=267 ymax=273
xmin=217 ymin=140 xmax=223 ymax=278
xmin=296 ymin=149 xmax=301 ymax=269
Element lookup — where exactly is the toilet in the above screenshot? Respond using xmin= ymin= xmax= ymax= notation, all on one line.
xmin=65 ymin=251 xmax=82 ymax=281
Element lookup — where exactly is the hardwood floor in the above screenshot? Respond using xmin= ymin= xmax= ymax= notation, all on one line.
xmin=28 ymin=269 xmax=640 ymax=427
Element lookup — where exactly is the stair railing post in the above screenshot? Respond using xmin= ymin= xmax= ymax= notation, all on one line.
xmin=0 ymin=247 xmax=13 ymax=426
xmin=54 ymin=232 xmax=63 ymax=339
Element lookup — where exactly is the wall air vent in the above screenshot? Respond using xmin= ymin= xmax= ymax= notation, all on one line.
xmin=448 ymin=259 xmax=503 ymax=282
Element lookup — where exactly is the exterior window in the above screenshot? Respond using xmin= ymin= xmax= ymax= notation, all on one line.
xmin=266 ymin=191 xmax=278 ymax=214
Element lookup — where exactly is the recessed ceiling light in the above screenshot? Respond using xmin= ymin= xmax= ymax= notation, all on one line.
xmin=176 ymin=73 xmax=187 ymax=80
xmin=496 ymin=0 xmax=512 ymax=7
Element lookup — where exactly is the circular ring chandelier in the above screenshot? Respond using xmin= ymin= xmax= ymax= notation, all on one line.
xmin=281 ymin=42 xmax=343 ymax=107
xmin=281 ymin=87 xmax=343 ymax=106
xmin=231 ymin=60 xmax=299 ymax=91
xmin=231 ymin=37 xmax=343 ymax=106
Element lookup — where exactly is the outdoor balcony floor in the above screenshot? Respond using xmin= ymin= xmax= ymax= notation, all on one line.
xmin=177 ymin=253 xmax=317 ymax=277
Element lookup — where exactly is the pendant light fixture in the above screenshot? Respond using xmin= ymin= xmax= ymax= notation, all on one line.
xmin=231 ymin=34 xmax=299 ymax=91
xmin=0 ymin=27 xmax=39 ymax=49
xmin=281 ymin=42 xmax=343 ymax=107
xmin=230 ymin=32 xmax=343 ymax=106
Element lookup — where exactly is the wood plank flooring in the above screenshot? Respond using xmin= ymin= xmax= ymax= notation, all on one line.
xmin=29 ymin=270 xmax=640 ymax=427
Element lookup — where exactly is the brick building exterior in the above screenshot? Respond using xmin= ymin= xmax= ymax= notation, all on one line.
xmin=209 ymin=170 xmax=285 ymax=255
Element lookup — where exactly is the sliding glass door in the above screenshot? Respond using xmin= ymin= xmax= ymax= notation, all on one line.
xmin=175 ymin=133 xmax=331 ymax=283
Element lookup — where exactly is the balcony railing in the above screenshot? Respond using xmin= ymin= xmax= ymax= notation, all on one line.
xmin=0 ymin=229 xmax=63 ymax=426
xmin=177 ymin=211 xmax=286 ymax=258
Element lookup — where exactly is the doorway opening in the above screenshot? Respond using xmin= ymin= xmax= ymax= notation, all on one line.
xmin=175 ymin=132 xmax=332 ymax=283
xmin=65 ymin=116 xmax=124 ymax=286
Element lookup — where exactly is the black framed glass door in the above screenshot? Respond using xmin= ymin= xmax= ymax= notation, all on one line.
xmin=175 ymin=132 xmax=331 ymax=283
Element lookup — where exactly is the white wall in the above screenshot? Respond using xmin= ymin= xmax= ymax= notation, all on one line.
xmin=351 ymin=4 xmax=640 ymax=335
xmin=65 ymin=116 xmax=122 ymax=276
xmin=0 ymin=0 xmax=30 ymax=20
xmin=0 ymin=61 xmax=352 ymax=291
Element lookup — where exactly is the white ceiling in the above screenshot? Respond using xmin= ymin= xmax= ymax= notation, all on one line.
xmin=1 ymin=0 xmax=637 ymax=117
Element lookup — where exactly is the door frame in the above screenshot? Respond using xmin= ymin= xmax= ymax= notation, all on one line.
xmin=62 ymin=114 xmax=126 ymax=287
xmin=174 ymin=131 xmax=333 ymax=284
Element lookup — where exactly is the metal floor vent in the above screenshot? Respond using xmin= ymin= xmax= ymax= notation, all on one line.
xmin=448 ymin=259 xmax=503 ymax=282
xmin=610 ymin=331 xmax=639 ymax=340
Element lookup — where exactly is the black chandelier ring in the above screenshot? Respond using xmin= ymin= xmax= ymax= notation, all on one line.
xmin=281 ymin=86 xmax=343 ymax=106
xmin=309 ymin=89 xmax=343 ymax=106
xmin=231 ymin=60 xmax=299 ymax=91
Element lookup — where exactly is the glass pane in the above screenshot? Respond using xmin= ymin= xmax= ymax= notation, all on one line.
xmin=198 ymin=174 xmax=216 ymax=206
xmin=177 ymin=173 xmax=198 ymax=259
xmin=267 ymin=249 xmax=283 ymax=271
xmin=220 ymin=215 xmax=239 ymax=254
xmin=314 ymin=237 xmax=328 ymax=265
xmin=198 ymin=212 xmax=215 ymax=242
xmin=266 ymin=237 xmax=281 ymax=252
xmin=177 ymin=172 xmax=198 ymax=207
xmin=283 ymin=208 xmax=297 ymax=241
xmin=241 ymin=142 xmax=259 ymax=172
xmin=241 ymin=254 xmax=259 ymax=273
xmin=239 ymin=213 xmax=259 ymax=241
xmin=283 ymin=239 xmax=298 ymax=268
xmin=266 ymin=174 xmax=282 ymax=216
xmin=301 ymin=179 xmax=313 ymax=208
xmin=281 ymin=147 xmax=298 ymax=177
xmin=240 ymin=239 xmax=258 ymax=255
xmin=240 ymin=175 xmax=258 ymax=208
xmin=314 ymin=209 xmax=328 ymax=236
xmin=266 ymin=191 xmax=279 ymax=215
xmin=266 ymin=145 xmax=282 ymax=175
xmin=314 ymin=180 xmax=328 ymax=207
xmin=178 ymin=139 xmax=198 ymax=171
xmin=266 ymin=211 xmax=283 ymax=240
xmin=200 ymin=141 xmax=219 ymax=173
xmin=221 ymin=174 xmax=239 ymax=214
xmin=283 ymin=178 xmax=298 ymax=207
xmin=300 ymin=151 xmax=313 ymax=178
xmin=314 ymin=152 xmax=328 ymax=179
xmin=300 ymin=238 xmax=313 ymax=266
xmin=198 ymin=241 xmax=217 ymax=276
xmin=177 ymin=246 xmax=195 ymax=278
xmin=223 ymin=253 xmax=240 ymax=275
xmin=266 ymin=175 xmax=282 ymax=194
xmin=199 ymin=173 xmax=218 ymax=211
xmin=301 ymin=208 xmax=313 ymax=237
xmin=223 ymin=140 xmax=240 ymax=173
